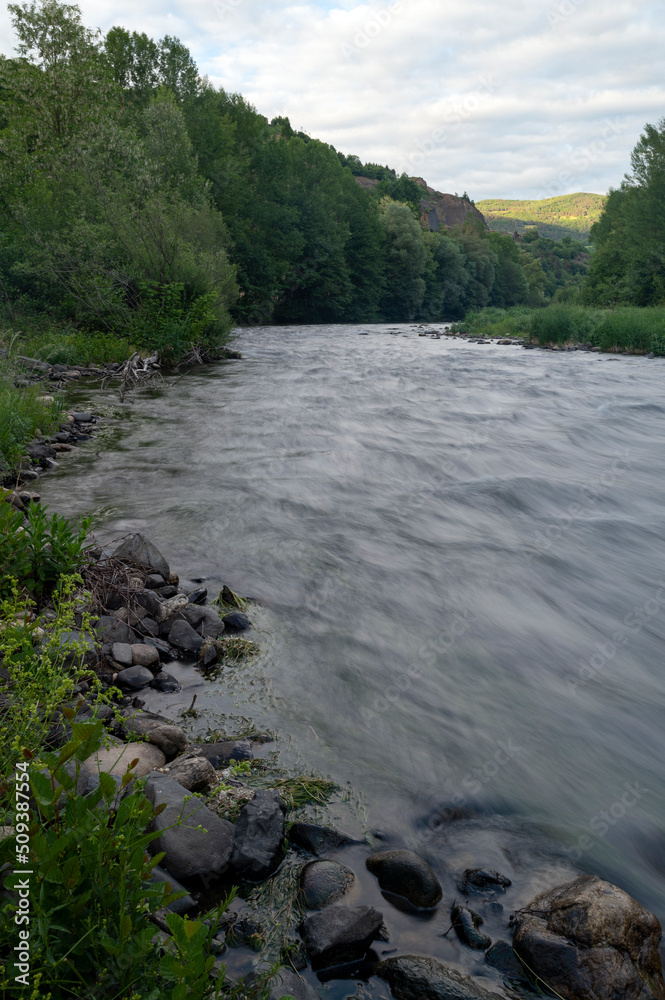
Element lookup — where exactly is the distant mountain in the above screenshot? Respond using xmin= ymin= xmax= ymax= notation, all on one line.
xmin=476 ymin=193 xmax=607 ymax=242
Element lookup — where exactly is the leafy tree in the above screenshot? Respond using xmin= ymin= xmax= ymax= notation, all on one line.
xmin=487 ymin=232 xmax=529 ymax=308
xmin=380 ymin=200 xmax=427 ymax=320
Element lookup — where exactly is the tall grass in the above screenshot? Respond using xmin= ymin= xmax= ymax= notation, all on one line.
xmin=0 ymin=362 xmax=63 ymax=472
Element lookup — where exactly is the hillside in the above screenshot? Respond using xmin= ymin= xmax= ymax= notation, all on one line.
xmin=477 ymin=193 xmax=606 ymax=242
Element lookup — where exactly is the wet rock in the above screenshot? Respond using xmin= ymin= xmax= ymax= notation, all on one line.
xmin=111 ymin=642 xmax=133 ymax=667
xmin=72 ymin=411 xmax=93 ymax=422
xmin=222 ymin=611 xmax=252 ymax=632
xmin=191 ymin=740 xmax=253 ymax=768
xmin=130 ymin=643 xmax=160 ymax=670
xmin=485 ymin=941 xmax=527 ymax=981
xmin=512 ymin=874 xmax=665 ymax=1000
xmin=150 ymin=671 xmax=181 ymax=693
xmin=156 ymin=593 xmax=189 ymax=623
xmin=144 ymin=773 xmax=235 ymax=882
xmin=155 ymin=585 xmax=179 ymax=599
xmin=366 ymin=850 xmax=442 ymax=909
xmin=116 ymin=666 xmax=153 ymax=690
xmin=458 ymin=867 xmax=512 ymax=895
xmin=86 ymin=736 xmax=165 ymax=780
xmin=187 ymin=588 xmax=208 ymax=605
xmin=300 ymin=860 xmax=356 ymax=910
xmin=137 ymin=618 xmax=160 ymax=638
xmin=288 ymin=823 xmax=357 ymax=856
xmin=134 ymin=589 xmax=163 ymax=619
xmin=168 ymin=620 xmax=203 ymax=655
xmin=200 ymin=638 xmax=221 ymax=669
xmin=145 ymin=574 xmax=166 ymax=590
xmin=299 ymin=904 xmax=383 ymax=970
xmin=112 ymin=534 xmax=170 ymax=579
xmin=147 ymin=864 xmax=197 ymax=914
xmin=376 ymin=955 xmax=501 ymax=1000
xmin=451 ymin=903 xmax=491 ymax=950
xmin=182 ymin=604 xmax=225 ymax=638
xmin=143 ymin=636 xmax=176 ymax=661
xmin=269 ymin=968 xmax=320 ymax=1000
xmin=165 ymin=755 xmax=216 ymax=792
xmin=231 ymin=789 xmax=286 ymax=881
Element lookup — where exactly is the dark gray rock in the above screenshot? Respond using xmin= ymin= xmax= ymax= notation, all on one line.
xmin=168 ymin=620 xmax=204 ymax=655
xmin=512 ymin=875 xmax=665 ymax=1000
xmin=451 ymin=903 xmax=491 ymax=951
xmin=137 ymin=618 xmax=160 ymax=638
xmin=72 ymin=411 xmax=93 ymax=422
xmin=300 ymin=860 xmax=355 ymax=910
xmin=376 ymin=955 xmax=502 ymax=1000
xmin=269 ymin=968 xmax=320 ymax=1000
xmin=299 ymin=904 xmax=383 ymax=970
xmin=288 ymin=823 xmax=357 ymax=856
xmin=222 ymin=611 xmax=252 ymax=632
xmin=187 ymin=588 xmax=208 ymax=605
xmin=147 ymin=865 xmax=197 ymax=914
xmin=121 ymin=712 xmax=187 ymax=758
xmin=231 ymin=790 xmax=286 ymax=881
xmin=143 ymin=636 xmax=176 ymax=661
xmin=133 ymin=589 xmax=163 ymax=619
xmin=112 ymin=534 xmax=170 ymax=579
xmin=458 ymin=867 xmax=511 ymax=895
xmin=116 ymin=666 xmax=153 ymax=690
xmin=111 ymin=642 xmax=133 ymax=667
xmin=150 ymin=671 xmax=181 ymax=693
xmin=190 ymin=741 xmax=253 ymax=768
xmin=166 ymin=756 xmax=216 ymax=792
xmin=145 ymin=574 xmax=166 ymax=590
xmin=144 ymin=773 xmax=235 ymax=882
xmin=182 ymin=604 xmax=225 ymax=638
xmin=485 ymin=941 xmax=527 ymax=981
xmin=96 ymin=616 xmax=132 ymax=645
xmin=366 ymin=850 xmax=442 ymax=909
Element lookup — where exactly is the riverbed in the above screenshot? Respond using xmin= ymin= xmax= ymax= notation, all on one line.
xmin=37 ymin=324 xmax=665 ymax=944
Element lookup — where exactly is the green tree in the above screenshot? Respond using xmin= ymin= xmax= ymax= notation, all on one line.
xmin=380 ymin=200 xmax=428 ymax=320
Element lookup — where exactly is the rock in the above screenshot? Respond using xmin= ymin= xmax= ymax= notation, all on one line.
xmin=300 ymin=860 xmax=356 ymax=910
xmin=96 ymin=616 xmax=132 ymax=645
xmin=112 ymin=534 xmax=170 ymax=579
xmin=376 ymin=955 xmax=501 ymax=1000
xmin=458 ymin=867 xmax=511 ymax=895
xmin=72 ymin=411 xmax=93 ymax=422
xmin=222 ymin=611 xmax=252 ymax=632
xmin=111 ymin=642 xmax=133 ymax=667
xmin=133 ymin=589 xmax=163 ymax=619
xmin=86 ymin=736 xmax=165 ymax=780
xmin=299 ymin=904 xmax=383 ymax=970
xmin=231 ymin=789 xmax=286 ymax=881
xmin=146 ymin=864 xmax=197 ymax=915
xmin=143 ymin=637 xmax=176 ymax=661
xmin=451 ymin=903 xmax=491 ymax=950
xmin=156 ymin=593 xmax=188 ymax=623
xmin=151 ymin=671 xmax=181 ymax=692
xmin=155 ymin=585 xmax=179 ymax=599
xmin=121 ymin=713 xmax=187 ymax=758
xmin=365 ymin=850 xmax=442 ymax=909
xmin=269 ymin=968 xmax=320 ymax=1000
xmin=485 ymin=941 xmax=527 ymax=981
xmin=168 ymin=620 xmax=203 ymax=655
xmin=138 ymin=618 xmax=160 ymax=638
xmin=145 ymin=574 xmax=166 ymax=590
xmin=53 ymin=629 xmax=97 ymax=667
xmin=116 ymin=666 xmax=153 ymax=690
xmin=190 ymin=741 xmax=253 ymax=768
xmin=200 ymin=638 xmax=221 ymax=668
xmin=512 ymin=875 xmax=665 ymax=1000
xmin=187 ymin=588 xmax=208 ymax=605
xmin=166 ymin=756 xmax=216 ymax=792
xmin=144 ymin=774 xmax=235 ymax=882
xmin=130 ymin=643 xmax=160 ymax=670
xmin=182 ymin=604 xmax=225 ymax=638
xmin=288 ymin=823 xmax=357 ymax=856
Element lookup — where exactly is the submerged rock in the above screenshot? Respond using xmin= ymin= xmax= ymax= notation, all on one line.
xmin=299 ymin=904 xmax=383 ymax=970
xmin=451 ymin=903 xmax=491 ymax=951
xmin=288 ymin=822 xmax=357 ymax=856
xmin=376 ymin=955 xmax=502 ymax=1000
xmin=458 ymin=867 xmax=512 ymax=895
xmin=512 ymin=874 xmax=665 ymax=1000
xmin=300 ymin=860 xmax=356 ymax=910
xmin=269 ymin=968 xmax=320 ymax=1000
xmin=366 ymin=849 xmax=442 ymax=909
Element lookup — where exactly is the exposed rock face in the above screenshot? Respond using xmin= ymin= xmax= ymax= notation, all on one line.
xmin=231 ymin=790 xmax=286 ymax=881
xmin=512 ymin=875 xmax=665 ymax=1000
xmin=376 ymin=955 xmax=502 ymax=1000
xmin=352 ymin=175 xmax=488 ymax=232
xmin=299 ymin=904 xmax=383 ymax=969
xmin=365 ymin=849 xmax=442 ymax=909
xmin=145 ymin=774 xmax=234 ymax=882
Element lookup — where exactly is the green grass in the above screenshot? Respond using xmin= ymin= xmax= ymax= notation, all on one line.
xmin=0 ymin=361 xmax=64 ymax=472
xmin=17 ymin=327 xmax=134 ymax=366
xmin=451 ymin=306 xmax=534 ymax=339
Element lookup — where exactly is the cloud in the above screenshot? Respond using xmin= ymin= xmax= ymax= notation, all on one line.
xmin=0 ymin=0 xmax=663 ymax=198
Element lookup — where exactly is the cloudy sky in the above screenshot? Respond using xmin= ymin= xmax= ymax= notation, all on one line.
xmin=2 ymin=0 xmax=664 ymax=199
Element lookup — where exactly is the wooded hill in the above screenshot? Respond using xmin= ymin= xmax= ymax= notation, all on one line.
xmin=477 ymin=194 xmax=607 ymax=242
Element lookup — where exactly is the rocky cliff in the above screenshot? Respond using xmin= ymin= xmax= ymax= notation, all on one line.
xmin=354 ymin=175 xmax=488 ymax=232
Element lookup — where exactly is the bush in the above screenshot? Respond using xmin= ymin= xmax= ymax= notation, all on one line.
xmin=593 ymin=307 xmax=665 ymax=354
xmin=530 ymin=304 xmax=600 ymax=344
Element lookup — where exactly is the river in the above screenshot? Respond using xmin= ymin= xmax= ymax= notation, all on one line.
xmin=38 ymin=323 xmax=665 ymax=962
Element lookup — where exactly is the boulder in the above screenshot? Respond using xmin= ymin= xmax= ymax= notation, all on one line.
xmin=300 ymin=860 xmax=356 ymax=910
xmin=168 ymin=620 xmax=203 ymax=655
xmin=116 ymin=666 xmax=153 ymax=690
xmin=166 ymin=756 xmax=216 ymax=792
xmin=288 ymin=823 xmax=357 ymax=856
xmin=222 ymin=611 xmax=252 ymax=632
xmin=299 ymin=904 xmax=383 ymax=970
xmin=376 ymin=955 xmax=502 ymax=1000
xmin=182 ymin=604 xmax=225 ymax=638
xmin=146 ymin=864 xmax=197 ymax=915
xmin=156 ymin=594 xmax=188 ymax=624
xmin=366 ymin=850 xmax=442 ymax=909
xmin=85 ymin=736 xmax=165 ymax=780
xmin=121 ymin=712 xmax=187 ymax=758
xmin=269 ymin=968 xmax=320 ymax=1000
xmin=512 ymin=875 xmax=665 ymax=1000
xmin=130 ymin=643 xmax=160 ymax=670
xmin=112 ymin=534 xmax=170 ymax=579
xmin=144 ymin=773 xmax=235 ymax=882
xmin=231 ymin=789 xmax=286 ymax=881
xmin=190 ymin=740 xmax=253 ymax=768
xmin=133 ymin=589 xmax=163 ymax=619
xmin=96 ymin=616 xmax=132 ymax=645
xmin=111 ymin=642 xmax=133 ymax=667
xmin=143 ymin=637 xmax=176 ymax=661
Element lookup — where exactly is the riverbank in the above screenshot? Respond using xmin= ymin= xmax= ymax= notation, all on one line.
xmin=3 ymin=333 xmax=665 ymax=1000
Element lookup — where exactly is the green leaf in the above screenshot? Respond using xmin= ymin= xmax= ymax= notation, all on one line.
xmin=30 ymin=769 xmax=55 ymax=806
xmin=98 ymin=771 xmax=117 ymax=799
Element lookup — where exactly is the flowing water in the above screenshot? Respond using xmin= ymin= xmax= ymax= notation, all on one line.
xmin=39 ymin=324 xmax=665 ymax=983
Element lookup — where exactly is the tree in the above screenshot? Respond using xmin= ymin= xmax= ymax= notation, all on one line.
xmin=380 ymin=201 xmax=427 ymax=320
